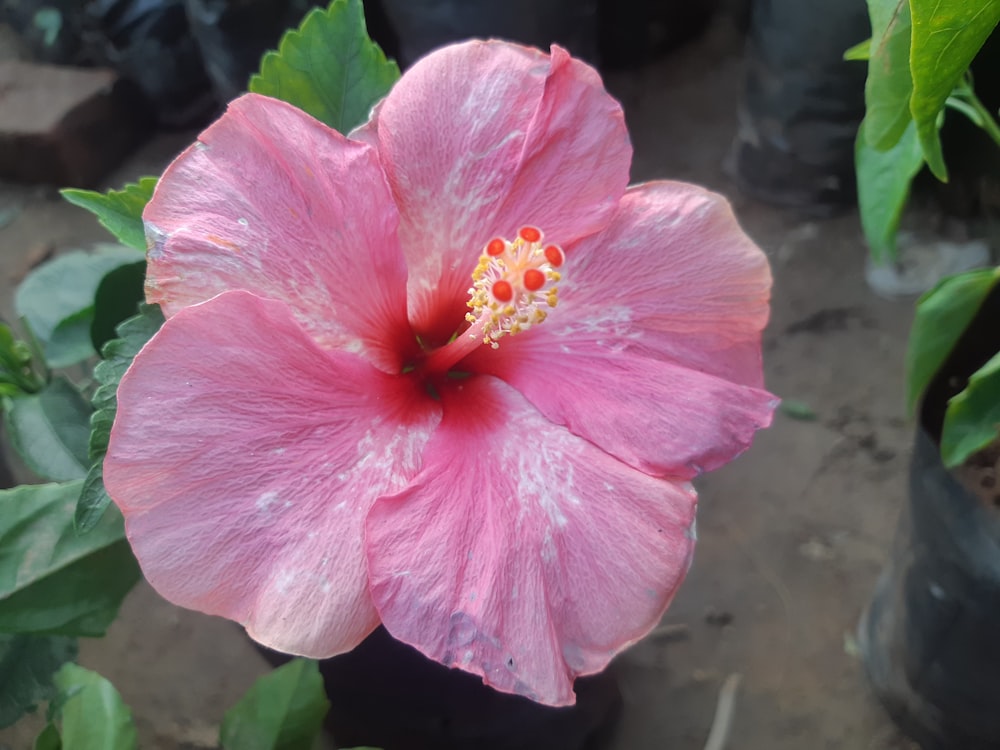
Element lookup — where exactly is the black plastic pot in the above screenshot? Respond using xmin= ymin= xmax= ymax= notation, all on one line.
xmin=859 ymin=287 xmax=1000 ymax=749
xmin=378 ymin=0 xmax=599 ymax=67
xmin=859 ymin=428 xmax=1000 ymax=749
xmin=257 ymin=626 xmax=621 ymax=750
xmin=730 ymin=0 xmax=869 ymax=215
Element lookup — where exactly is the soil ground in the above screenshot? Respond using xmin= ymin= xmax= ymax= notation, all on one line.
xmin=1 ymin=15 xmax=923 ymax=750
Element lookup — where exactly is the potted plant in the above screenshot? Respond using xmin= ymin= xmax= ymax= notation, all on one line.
xmin=852 ymin=2 xmax=1000 ymax=747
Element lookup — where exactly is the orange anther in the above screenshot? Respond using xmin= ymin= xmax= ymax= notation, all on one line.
xmin=492 ymin=280 xmax=514 ymax=302
xmin=523 ymin=268 xmax=545 ymax=291
xmin=544 ymin=244 xmax=564 ymax=267
xmin=519 ymin=226 xmax=541 ymax=243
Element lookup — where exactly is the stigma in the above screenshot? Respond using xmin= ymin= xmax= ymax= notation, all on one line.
xmin=466 ymin=226 xmax=564 ymax=348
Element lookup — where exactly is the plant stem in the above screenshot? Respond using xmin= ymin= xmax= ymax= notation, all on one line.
xmin=950 ymin=79 xmax=1000 ymax=150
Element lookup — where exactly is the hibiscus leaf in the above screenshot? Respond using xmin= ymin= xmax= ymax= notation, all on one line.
xmin=4 ymin=377 xmax=91 ymax=482
xmin=909 ymin=0 xmax=1000 ymax=181
xmin=60 ymin=178 xmax=157 ymax=251
xmin=0 ymin=481 xmax=140 ymax=637
xmin=90 ymin=260 xmax=147 ymax=356
xmin=35 ymin=721 xmax=62 ymax=749
xmin=249 ymin=0 xmax=400 ymax=134
xmin=856 ymin=118 xmax=925 ymax=264
xmin=15 ymin=246 xmax=144 ymax=368
xmin=843 ymin=37 xmax=871 ymax=61
xmin=0 ymin=633 xmax=77 ymax=729
xmin=52 ymin=663 xmax=138 ymax=750
xmin=76 ymin=304 xmax=164 ymax=532
xmin=905 ymin=267 xmax=1000 ymax=413
xmin=219 ymin=658 xmax=329 ymax=750
xmin=863 ymin=0 xmax=913 ymax=151
xmin=941 ymin=350 xmax=1000 ymax=467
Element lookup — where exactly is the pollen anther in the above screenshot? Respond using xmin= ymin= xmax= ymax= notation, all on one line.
xmin=523 ymin=268 xmax=545 ymax=291
xmin=467 ymin=226 xmax=564 ymax=347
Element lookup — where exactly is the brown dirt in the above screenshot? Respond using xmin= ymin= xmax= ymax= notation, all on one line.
xmin=954 ymin=441 xmax=1000 ymax=507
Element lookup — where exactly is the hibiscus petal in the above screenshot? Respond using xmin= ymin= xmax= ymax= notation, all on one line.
xmin=467 ymin=181 xmax=776 ymax=478
xmin=105 ymin=291 xmax=440 ymax=656
xmin=367 ymin=41 xmax=631 ymax=341
xmin=144 ymin=93 xmax=413 ymax=371
xmin=366 ymin=376 xmax=696 ymax=706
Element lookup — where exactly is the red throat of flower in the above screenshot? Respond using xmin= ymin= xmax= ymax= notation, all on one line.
xmin=421 ymin=226 xmax=564 ymax=375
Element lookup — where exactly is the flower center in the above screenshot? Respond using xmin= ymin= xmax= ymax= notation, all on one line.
xmin=466 ymin=226 xmax=563 ymax=348
xmin=418 ymin=226 xmax=564 ymax=377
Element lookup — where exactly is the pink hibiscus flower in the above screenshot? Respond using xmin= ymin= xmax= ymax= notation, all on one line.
xmin=104 ymin=40 xmax=775 ymax=706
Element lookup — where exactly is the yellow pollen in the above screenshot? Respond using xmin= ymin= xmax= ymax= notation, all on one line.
xmin=467 ymin=227 xmax=564 ymax=347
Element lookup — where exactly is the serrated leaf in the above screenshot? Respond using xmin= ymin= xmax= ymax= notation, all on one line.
xmin=90 ymin=261 xmax=146 ymax=356
xmin=77 ymin=304 xmax=164 ymax=532
xmin=0 ymin=633 xmax=77 ymax=729
xmin=941 ymin=350 xmax=1000 ymax=467
xmin=905 ymin=267 xmax=1000 ymax=413
xmin=249 ymin=0 xmax=400 ymax=134
xmin=864 ymin=0 xmax=914 ymax=150
xmin=60 ymin=178 xmax=157 ymax=251
xmin=856 ymin=118 xmax=925 ymax=264
xmin=0 ymin=481 xmax=140 ymax=636
xmin=4 ymin=377 xmax=91 ymax=482
xmin=15 ymin=246 xmax=143 ymax=368
xmin=220 ymin=659 xmax=329 ymax=750
xmin=74 ymin=464 xmax=110 ymax=535
xmin=53 ymin=663 xmax=137 ymax=750
xmin=909 ymin=0 xmax=1000 ymax=181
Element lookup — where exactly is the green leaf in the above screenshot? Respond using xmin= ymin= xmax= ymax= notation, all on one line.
xmin=34 ymin=721 xmax=62 ymax=750
xmin=864 ymin=0 xmax=914 ymax=150
xmin=905 ymin=267 xmax=1000 ymax=412
xmin=220 ymin=659 xmax=330 ymax=750
xmin=90 ymin=261 xmax=146 ymax=356
xmin=77 ymin=304 xmax=164 ymax=532
xmin=0 ymin=481 xmax=141 ymax=636
xmin=15 ymin=246 xmax=143 ymax=368
xmin=74 ymin=464 xmax=111 ymax=536
xmin=249 ymin=0 xmax=400 ymax=134
xmin=4 ymin=377 xmax=92 ymax=482
xmin=48 ymin=309 xmax=98 ymax=369
xmin=0 ymin=322 xmax=43 ymax=395
xmin=53 ymin=663 xmax=137 ymax=750
xmin=844 ymin=38 xmax=872 ymax=61
xmin=0 ymin=633 xmax=77 ymax=728
xmin=941 ymin=350 xmax=1000 ymax=466
xmin=60 ymin=178 xmax=157 ymax=251
xmin=856 ymin=118 xmax=925 ymax=264
xmin=909 ymin=0 xmax=1000 ymax=181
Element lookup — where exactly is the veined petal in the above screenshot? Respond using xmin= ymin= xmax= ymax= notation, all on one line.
xmin=467 ymin=181 xmax=776 ymax=477
xmin=367 ymin=41 xmax=631 ymax=342
xmin=366 ymin=377 xmax=696 ymax=706
xmin=144 ymin=93 xmax=413 ymax=372
xmin=105 ymin=291 xmax=440 ymax=656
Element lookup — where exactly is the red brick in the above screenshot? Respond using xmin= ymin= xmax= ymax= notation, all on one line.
xmin=0 ymin=60 xmax=152 ymax=188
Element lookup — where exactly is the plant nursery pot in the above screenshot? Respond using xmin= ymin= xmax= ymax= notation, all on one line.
xmin=859 ymin=428 xmax=1000 ymax=750
xmin=378 ymin=0 xmax=598 ymax=67
xmin=859 ymin=288 xmax=1000 ymax=749
xmin=257 ymin=626 xmax=622 ymax=750
xmin=729 ymin=0 xmax=869 ymax=215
